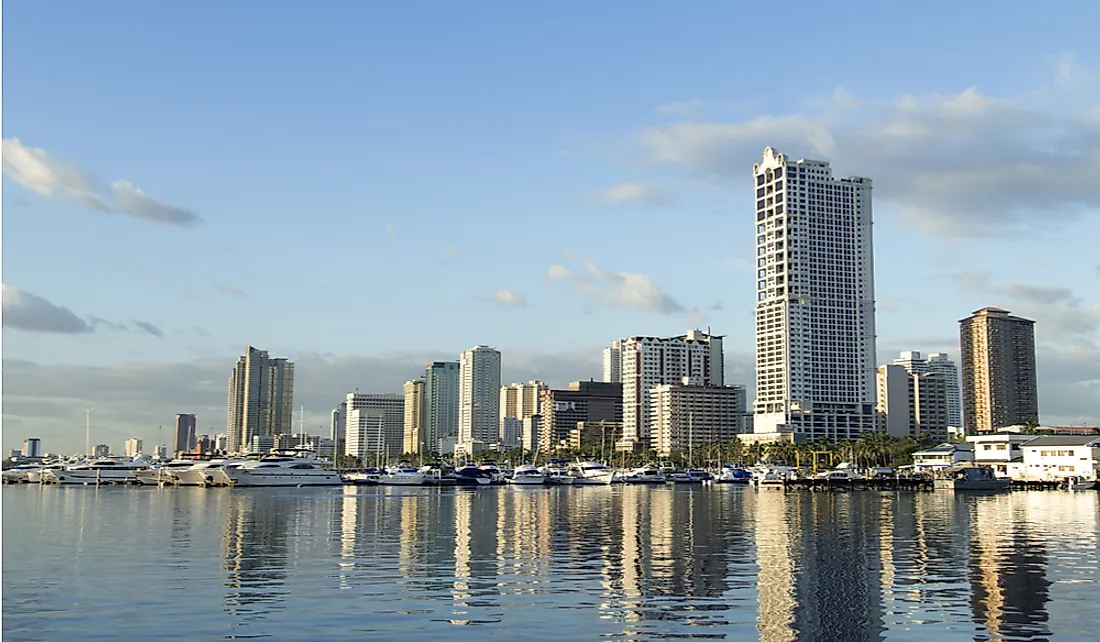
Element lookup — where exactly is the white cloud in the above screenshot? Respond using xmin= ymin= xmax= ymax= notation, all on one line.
xmin=657 ymin=99 xmax=706 ymax=118
xmin=215 ymin=284 xmax=246 ymax=299
xmin=636 ymin=85 xmax=1100 ymax=237
xmin=598 ymin=181 xmax=668 ymax=206
xmin=493 ymin=289 xmax=527 ymax=308
xmin=2 ymin=138 xmax=200 ymax=227
xmin=1049 ymin=51 xmax=1096 ymax=89
xmin=385 ymin=222 xmax=397 ymax=236
xmin=441 ymin=244 xmax=462 ymax=258
xmin=549 ymin=253 xmax=684 ymax=315
xmin=2 ymin=285 xmax=92 ymax=333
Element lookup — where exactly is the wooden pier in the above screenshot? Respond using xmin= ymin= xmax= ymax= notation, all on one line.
xmin=780 ymin=478 xmax=934 ymax=492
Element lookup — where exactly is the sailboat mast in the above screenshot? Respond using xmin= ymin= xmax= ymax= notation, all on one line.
xmin=85 ymin=408 xmax=91 ymax=457
xmin=688 ymin=411 xmax=693 ymax=468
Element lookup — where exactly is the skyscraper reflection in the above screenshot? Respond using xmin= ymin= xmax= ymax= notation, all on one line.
xmin=221 ymin=492 xmax=291 ymax=616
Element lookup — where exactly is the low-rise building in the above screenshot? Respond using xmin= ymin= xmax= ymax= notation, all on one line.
xmin=1019 ymin=435 xmax=1100 ymax=481
xmin=966 ymin=432 xmax=1034 ymax=478
xmin=911 ymin=443 xmax=974 ymax=472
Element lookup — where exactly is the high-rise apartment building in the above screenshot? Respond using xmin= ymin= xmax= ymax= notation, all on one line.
xmin=752 ymin=147 xmax=877 ymax=442
xmin=344 ymin=392 xmax=404 ymax=459
xmin=458 ymin=346 xmax=502 ymax=446
xmin=650 ymin=383 xmax=747 ymax=458
xmin=423 ymin=361 xmax=460 ymax=454
xmin=876 ymin=365 xmax=949 ymax=443
xmin=959 ymin=307 xmax=1039 ymax=433
xmin=500 ymin=380 xmax=546 ymax=444
xmin=539 ymin=382 xmax=623 ymax=452
xmin=893 ymin=351 xmax=962 ymax=430
xmin=330 ymin=402 xmax=346 ymax=454
xmin=173 ymin=414 xmax=197 ymax=455
xmin=22 ymin=438 xmax=42 ymax=458
xmin=124 ymin=437 xmax=143 ymax=457
xmin=618 ymin=331 xmax=724 ymax=450
xmin=403 ymin=379 xmax=426 ymax=454
xmin=602 ymin=340 xmax=623 ymax=383
xmin=226 ymin=346 xmax=295 ymax=453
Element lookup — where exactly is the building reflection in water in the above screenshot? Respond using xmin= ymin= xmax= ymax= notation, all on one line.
xmin=221 ymin=492 xmax=291 ymax=618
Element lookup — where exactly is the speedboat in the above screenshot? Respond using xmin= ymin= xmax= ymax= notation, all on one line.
xmin=454 ymin=465 xmax=494 ymax=486
xmin=219 ymin=449 xmax=342 ymax=487
xmin=622 ymin=464 xmax=667 ymax=484
xmin=174 ymin=458 xmax=247 ymax=486
xmin=378 ymin=464 xmax=427 ymax=486
xmin=569 ymin=461 xmax=615 ymax=485
xmin=509 ymin=464 xmax=547 ymax=485
xmin=132 ymin=460 xmax=197 ymax=485
xmin=42 ymin=458 xmax=150 ymax=485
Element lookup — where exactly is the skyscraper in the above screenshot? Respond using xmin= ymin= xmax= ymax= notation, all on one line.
xmin=959 ymin=307 xmax=1039 ymax=433
xmin=458 ymin=345 xmax=502 ymax=445
xmin=423 ymin=361 xmax=460 ymax=454
xmin=602 ymin=340 xmax=622 ymax=383
xmin=344 ymin=392 xmax=404 ymax=459
xmin=893 ymin=351 xmax=962 ymax=430
xmin=752 ymin=147 xmax=877 ymax=442
xmin=500 ymin=380 xmax=546 ymax=445
xmin=403 ymin=379 xmax=426 ymax=454
xmin=173 ymin=414 xmax=197 ymax=455
xmin=124 ymin=437 xmax=143 ymax=457
xmin=226 ymin=346 xmax=295 ymax=453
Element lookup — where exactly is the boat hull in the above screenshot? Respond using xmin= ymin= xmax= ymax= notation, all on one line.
xmin=42 ymin=469 xmax=140 ymax=484
xmin=933 ymin=479 xmax=1011 ymax=491
xmin=223 ymin=470 xmax=343 ymax=487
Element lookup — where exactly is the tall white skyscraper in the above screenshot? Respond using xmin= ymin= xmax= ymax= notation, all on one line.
xmin=226 ymin=346 xmax=295 ymax=453
xmin=893 ymin=351 xmax=962 ymax=430
xmin=459 ymin=345 xmax=502 ymax=445
xmin=752 ymin=147 xmax=877 ymax=442
xmin=602 ymin=340 xmax=622 ymax=383
xmin=618 ymin=331 xmax=724 ymax=450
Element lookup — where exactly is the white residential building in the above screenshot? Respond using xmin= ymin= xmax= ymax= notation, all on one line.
xmin=459 ymin=345 xmax=502 ymax=447
xmin=650 ymin=383 xmax=747 ymax=458
xmin=966 ymin=432 xmax=1034 ymax=478
xmin=752 ymin=147 xmax=877 ymax=442
xmin=876 ymin=365 xmax=949 ymax=442
xmin=893 ymin=351 xmax=962 ymax=431
xmin=1019 ymin=436 xmax=1100 ymax=481
xmin=602 ymin=340 xmax=622 ymax=383
xmin=911 ymin=443 xmax=975 ymax=471
xmin=124 ymin=437 xmax=144 ymax=458
xmin=344 ymin=393 xmax=404 ymax=460
xmin=619 ymin=331 xmax=724 ymax=450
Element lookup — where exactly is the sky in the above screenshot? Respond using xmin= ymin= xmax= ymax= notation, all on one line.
xmin=3 ymin=1 xmax=1099 ymax=454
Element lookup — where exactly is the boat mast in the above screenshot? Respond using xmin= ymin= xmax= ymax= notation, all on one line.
xmin=299 ymin=405 xmax=305 ymax=445
xmin=85 ymin=408 xmax=91 ymax=457
xmin=688 ymin=411 xmax=693 ymax=469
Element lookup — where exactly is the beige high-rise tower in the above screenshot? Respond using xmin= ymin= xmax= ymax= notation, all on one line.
xmin=226 ymin=346 xmax=295 ymax=453
xmin=959 ymin=307 xmax=1038 ymax=433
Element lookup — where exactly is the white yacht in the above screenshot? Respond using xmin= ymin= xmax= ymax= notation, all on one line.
xmin=42 ymin=458 xmax=150 ymax=484
xmin=174 ymin=458 xmax=247 ymax=486
xmin=3 ymin=464 xmax=44 ymax=483
xmin=219 ymin=449 xmax=342 ymax=487
xmin=133 ymin=460 xmax=197 ymax=486
xmin=378 ymin=464 xmax=427 ymax=486
xmin=622 ymin=464 xmax=667 ymax=484
xmin=541 ymin=463 xmax=575 ymax=485
xmin=509 ymin=464 xmax=547 ymax=485
xmin=569 ymin=461 xmax=615 ymax=485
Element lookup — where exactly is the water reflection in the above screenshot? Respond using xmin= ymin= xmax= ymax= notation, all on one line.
xmin=3 ymin=486 xmax=1098 ymax=641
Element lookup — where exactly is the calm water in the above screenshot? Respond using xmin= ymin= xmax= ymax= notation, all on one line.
xmin=3 ymin=485 xmax=1098 ymax=641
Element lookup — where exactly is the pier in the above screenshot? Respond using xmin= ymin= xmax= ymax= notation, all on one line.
xmin=781 ymin=477 xmax=934 ymax=492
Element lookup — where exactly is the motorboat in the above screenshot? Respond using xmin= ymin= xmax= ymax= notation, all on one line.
xmin=419 ymin=463 xmax=457 ymax=486
xmin=26 ymin=463 xmax=66 ymax=483
xmin=174 ymin=458 xmax=247 ymax=486
xmin=622 ymin=464 xmax=667 ymax=484
xmin=542 ymin=462 xmax=575 ymax=485
xmin=509 ymin=464 xmax=547 ymax=485
xmin=42 ymin=458 xmax=150 ymax=485
xmin=2 ymin=464 xmax=44 ymax=483
xmin=715 ymin=466 xmax=752 ymax=484
xmin=569 ymin=461 xmax=615 ymax=485
xmin=478 ymin=463 xmax=506 ymax=484
xmin=1069 ymin=478 xmax=1097 ymax=491
xmin=219 ymin=449 xmax=342 ymax=487
xmin=344 ymin=467 xmax=382 ymax=485
xmin=378 ymin=464 xmax=427 ymax=486
xmin=933 ymin=465 xmax=1010 ymax=491
xmin=454 ymin=465 xmax=494 ymax=486
xmin=132 ymin=460 xmax=197 ymax=486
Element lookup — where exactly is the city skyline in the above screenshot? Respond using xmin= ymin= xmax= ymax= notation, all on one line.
xmin=3 ymin=3 xmax=1099 ymax=453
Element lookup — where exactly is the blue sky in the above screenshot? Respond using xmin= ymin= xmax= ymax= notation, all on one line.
xmin=4 ymin=1 xmax=1100 ymax=453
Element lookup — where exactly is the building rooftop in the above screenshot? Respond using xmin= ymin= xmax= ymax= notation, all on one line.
xmin=1021 ymin=435 xmax=1100 ymax=448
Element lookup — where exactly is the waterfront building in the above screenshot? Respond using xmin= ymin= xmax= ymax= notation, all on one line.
xmin=751 ymin=147 xmax=877 ymax=442
xmin=893 ymin=351 xmax=962 ymax=430
xmin=21 ymin=438 xmax=42 ymax=459
xmin=521 ymin=415 xmax=540 ymax=453
xmin=458 ymin=346 xmax=502 ymax=449
xmin=423 ymin=361 xmax=460 ymax=454
xmin=1019 ymin=435 xmax=1100 ymax=481
xmin=875 ymin=365 xmax=950 ymax=443
xmin=330 ymin=402 xmax=346 ymax=455
xmin=403 ymin=379 xmax=426 ymax=454
xmin=344 ymin=393 xmax=404 ymax=460
xmin=225 ymin=346 xmax=295 ymax=453
xmin=500 ymin=380 xmax=545 ymax=446
xmin=124 ymin=437 xmax=143 ymax=457
xmin=959 ymin=307 xmax=1039 ymax=433
xmin=650 ymin=383 xmax=747 ymax=458
xmin=618 ymin=331 xmax=724 ymax=451
xmin=911 ymin=443 xmax=975 ymax=472
xmin=173 ymin=414 xmax=197 ymax=455
xmin=965 ymin=432 xmax=1034 ymax=478
xmin=602 ymin=339 xmax=622 ymax=383
xmin=539 ymin=381 xmax=622 ymax=452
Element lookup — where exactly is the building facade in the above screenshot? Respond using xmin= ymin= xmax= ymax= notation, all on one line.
xmin=751 ymin=147 xmax=877 ymax=442
xmin=539 ymin=381 xmax=623 ymax=452
xmin=619 ymin=331 xmax=724 ymax=450
xmin=499 ymin=380 xmax=545 ymax=444
xmin=650 ymin=384 xmax=747 ymax=458
xmin=893 ymin=351 xmax=962 ymax=430
xmin=959 ymin=307 xmax=1039 ymax=433
xmin=173 ymin=413 xmax=197 ymax=455
xmin=423 ymin=361 xmax=460 ymax=454
xmin=403 ymin=379 xmax=426 ymax=454
xmin=602 ymin=339 xmax=623 ymax=383
xmin=124 ymin=437 xmax=143 ymax=457
xmin=330 ymin=402 xmax=346 ymax=456
xmin=458 ymin=346 xmax=502 ymax=447
xmin=344 ymin=392 xmax=405 ymax=460
xmin=876 ymin=365 xmax=950 ymax=442
xmin=226 ymin=346 xmax=295 ymax=453
xmin=21 ymin=438 xmax=42 ymax=458
xmin=1019 ymin=436 xmax=1100 ymax=481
